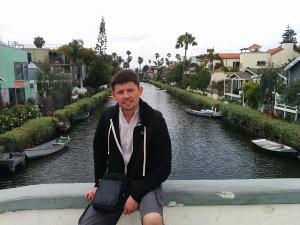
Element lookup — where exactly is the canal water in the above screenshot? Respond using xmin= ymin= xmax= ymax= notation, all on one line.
xmin=1 ymin=82 xmax=300 ymax=189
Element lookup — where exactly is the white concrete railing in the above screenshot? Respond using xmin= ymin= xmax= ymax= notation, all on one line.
xmin=2 ymin=180 xmax=300 ymax=225
xmin=2 ymin=179 xmax=300 ymax=212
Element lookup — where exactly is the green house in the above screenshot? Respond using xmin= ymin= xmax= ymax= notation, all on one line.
xmin=0 ymin=43 xmax=32 ymax=105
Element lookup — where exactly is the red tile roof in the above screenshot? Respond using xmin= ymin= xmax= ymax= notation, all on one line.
xmin=249 ymin=44 xmax=261 ymax=49
xmin=218 ymin=53 xmax=240 ymax=59
xmin=267 ymin=47 xmax=283 ymax=55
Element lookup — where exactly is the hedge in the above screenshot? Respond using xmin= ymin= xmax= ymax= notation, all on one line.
xmin=220 ymin=104 xmax=300 ymax=151
xmin=150 ymin=80 xmax=221 ymax=109
xmin=151 ymin=80 xmax=300 ymax=151
xmin=0 ymin=89 xmax=111 ymax=153
xmin=0 ymin=117 xmax=57 ymax=152
xmin=0 ymin=104 xmax=42 ymax=134
xmin=53 ymin=89 xmax=110 ymax=122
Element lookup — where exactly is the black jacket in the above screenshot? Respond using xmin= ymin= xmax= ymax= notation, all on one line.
xmin=93 ymin=99 xmax=172 ymax=202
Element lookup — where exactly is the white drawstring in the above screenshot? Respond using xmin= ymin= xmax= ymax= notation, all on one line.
xmin=107 ymin=119 xmax=147 ymax=177
xmin=143 ymin=126 xmax=146 ymax=177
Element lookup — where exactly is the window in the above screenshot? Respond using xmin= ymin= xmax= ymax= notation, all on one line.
xmin=257 ymin=61 xmax=266 ymax=66
xmin=14 ymin=62 xmax=28 ymax=80
xmin=14 ymin=62 xmax=24 ymax=80
xmin=23 ymin=63 xmax=29 ymax=80
xmin=27 ymin=53 xmax=32 ymax=63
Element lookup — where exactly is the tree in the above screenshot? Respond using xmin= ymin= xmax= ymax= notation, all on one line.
xmin=165 ymin=53 xmax=171 ymax=66
xmin=85 ymin=57 xmax=113 ymax=88
xmin=137 ymin=56 xmax=144 ymax=73
xmin=95 ymin=17 xmax=107 ymax=56
xmin=175 ymin=32 xmax=197 ymax=68
xmin=34 ymin=36 xmax=45 ymax=48
xmin=166 ymin=63 xmax=183 ymax=83
xmin=124 ymin=50 xmax=132 ymax=68
xmin=142 ymin=65 xmax=150 ymax=73
xmin=211 ymin=80 xmax=224 ymax=96
xmin=57 ymin=39 xmax=84 ymax=87
xmin=243 ymin=81 xmax=260 ymax=108
xmin=282 ymin=79 xmax=300 ymax=106
xmin=185 ymin=68 xmax=211 ymax=92
xmin=259 ymin=68 xmax=285 ymax=105
xmin=175 ymin=54 xmax=181 ymax=62
xmin=281 ymin=25 xmax=297 ymax=44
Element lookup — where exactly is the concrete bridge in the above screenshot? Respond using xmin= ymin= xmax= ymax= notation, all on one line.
xmin=1 ymin=179 xmax=300 ymax=225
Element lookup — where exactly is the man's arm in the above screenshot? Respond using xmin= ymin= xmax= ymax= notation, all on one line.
xmin=93 ymin=111 xmax=108 ymax=187
xmin=129 ymin=113 xmax=172 ymax=202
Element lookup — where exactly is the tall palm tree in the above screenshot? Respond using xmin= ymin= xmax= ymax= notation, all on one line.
xmin=126 ymin=50 xmax=132 ymax=68
xmin=175 ymin=32 xmax=197 ymax=77
xmin=175 ymin=32 xmax=197 ymax=61
xmin=137 ymin=56 xmax=144 ymax=73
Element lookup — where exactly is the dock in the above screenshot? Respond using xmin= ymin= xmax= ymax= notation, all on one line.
xmin=0 ymin=152 xmax=26 ymax=172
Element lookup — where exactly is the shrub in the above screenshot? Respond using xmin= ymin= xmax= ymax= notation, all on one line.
xmin=0 ymin=104 xmax=42 ymax=134
xmin=0 ymin=117 xmax=57 ymax=152
xmin=53 ymin=89 xmax=110 ymax=122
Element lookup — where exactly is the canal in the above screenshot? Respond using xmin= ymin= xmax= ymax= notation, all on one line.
xmin=1 ymin=82 xmax=300 ymax=189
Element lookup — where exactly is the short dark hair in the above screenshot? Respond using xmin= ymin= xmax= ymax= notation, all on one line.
xmin=111 ymin=69 xmax=140 ymax=90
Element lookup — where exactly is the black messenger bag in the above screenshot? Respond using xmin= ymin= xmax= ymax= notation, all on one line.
xmin=92 ymin=173 xmax=128 ymax=212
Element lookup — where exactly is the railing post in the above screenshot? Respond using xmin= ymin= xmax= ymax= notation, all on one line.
xmin=295 ymin=106 xmax=298 ymax=122
xmin=284 ymin=104 xmax=286 ymax=119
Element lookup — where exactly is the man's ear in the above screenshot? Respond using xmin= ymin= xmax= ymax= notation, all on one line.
xmin=139 ymin=86 xmax=143 ymax=95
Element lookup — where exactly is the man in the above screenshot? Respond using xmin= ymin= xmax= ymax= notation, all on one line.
xmin=79 ymin=69 xmax=172 ymax=225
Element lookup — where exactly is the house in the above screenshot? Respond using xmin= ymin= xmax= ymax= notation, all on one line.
xmin=283 ymin=55 xmax=300 ymax=85
xmin=224 ymin=69 xmax=258 ymax=102
xmin=0 ymin=43 xmax=32 ymax=105
xmin=240 ymin=43 xmax=300 ymax=69
xmin=218 ymin=53 xmax=240 ymax=69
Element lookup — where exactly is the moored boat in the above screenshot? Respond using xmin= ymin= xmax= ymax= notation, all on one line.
xmin=25 ymin=136 xmax=70 ymax=159
xmin=186 ymin=108 xmax=222 ymax=118
xmin=73 ymin=112 xmax=89 ymax=122
xmin=251 ymin=139 xmax=298 ymax=158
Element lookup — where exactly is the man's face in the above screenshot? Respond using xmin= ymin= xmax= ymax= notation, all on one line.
xmin=112 ymin=81 xmax=143 ymax=112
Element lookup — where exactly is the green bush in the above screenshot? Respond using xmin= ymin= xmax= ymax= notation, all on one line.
xmin=53 ymin=89 xmax=110 ymax=122
xmin=150 ymin=80 xmax=221 ymax=109
xmin=0 ymin=104 xmax=42 ymax=134
xmin=220 ymin=104 xmax=300 ymax=150
xmin=0 ymin=117 xmax=57 ymax=152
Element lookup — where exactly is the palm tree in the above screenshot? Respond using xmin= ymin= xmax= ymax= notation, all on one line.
xmin=34 ymin=36 xmax=45 ymax=48
xmin=137 ymin=56 xmax=144 ymax=73
xmin=175 ymin=54 xmax=181 ymax=62
xmin=125 ymin=50 xmax=132 ymax=68
xmin=175 ymin=32 xmax=197 ymax=77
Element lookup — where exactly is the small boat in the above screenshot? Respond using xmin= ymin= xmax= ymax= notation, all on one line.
xmin=73 ymin=112 xmax=89 ymax=122
xmin=186 ymin=108 xmax=222 ymax=118
xmin=25 ymin=136 xmax=70 ymax=159
xmin=251 ymin=139 xmax=298 ymax=158
xmin=0 ymin=152 xmax=26 ymax=173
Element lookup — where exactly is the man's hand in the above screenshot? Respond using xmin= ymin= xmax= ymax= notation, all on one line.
xmin=123 ymin=195 xmax=139 ymax=215
xmin=85 ymin=187 xmax=97 ymax=202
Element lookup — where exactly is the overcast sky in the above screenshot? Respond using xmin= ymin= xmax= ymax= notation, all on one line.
xmin=1 ymin=0 xmax=300 ymax=68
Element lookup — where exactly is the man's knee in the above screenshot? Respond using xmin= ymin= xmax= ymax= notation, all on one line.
xmin=143 ymin=212 xmax=163 ymax=225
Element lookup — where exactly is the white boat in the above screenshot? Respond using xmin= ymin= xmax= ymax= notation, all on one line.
xmin=73 ymin=112 xmax=89 ymax=122
xmin=251 ymin=139 xmax=298 ymax=158
xmin=186 ymin=108 xmax=222 ymax=118
xmin=25 ymin=136 xmax=70 ymax=159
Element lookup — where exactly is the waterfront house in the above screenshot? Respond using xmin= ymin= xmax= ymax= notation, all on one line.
xmin=240 ymin=43 xmax=300 ymax=69
xmin=0 ymin=43 xmax=32 ymax=105
xmin=224 ymin=69 xmax=258 ymax=102
xmin=283 ymin=55 xmax=300 ymax=85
